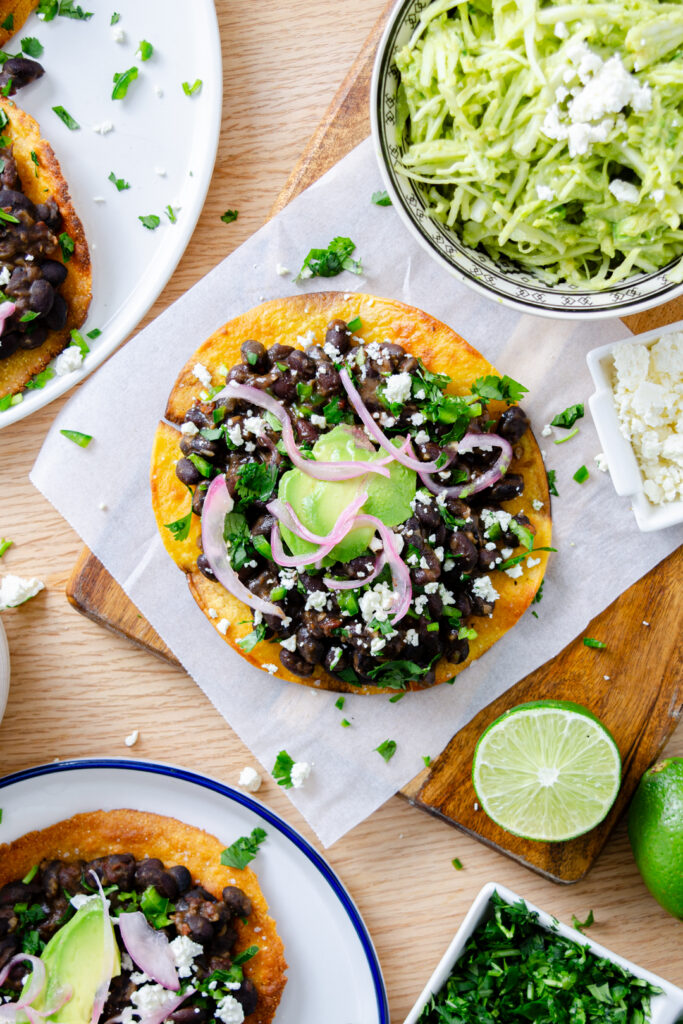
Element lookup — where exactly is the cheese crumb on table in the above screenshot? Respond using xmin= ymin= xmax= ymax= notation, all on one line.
xmin=610 ymin=333 xmax=683 ymax=504
xmin=54 ymin=346 xmax=84 ymax=376
xmin=290 ymin=761 xmax=312 ymax=788
xmin=0 ymin=575 xmax=44 ymax=610
xmin=124 ymin=729 xmax=139 ymax=747
xmin=238 ymin=766 xmax=262 ymax=792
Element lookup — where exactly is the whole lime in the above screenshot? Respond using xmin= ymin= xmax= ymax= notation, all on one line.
xmin=627 ymin=757 xmax=683 ymax=919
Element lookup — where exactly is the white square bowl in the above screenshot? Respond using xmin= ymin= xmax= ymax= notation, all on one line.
xmin=404 ymin=883 xmax=683 ymax=1024
xmin=586 ymin=321 xmax=683 ymax=532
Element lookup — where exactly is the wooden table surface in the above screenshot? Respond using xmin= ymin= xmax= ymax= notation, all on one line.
xmin=1 ymin=1 xmax=681 ymax=1018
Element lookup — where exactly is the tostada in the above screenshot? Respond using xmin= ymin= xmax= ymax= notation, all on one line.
xmin=0 ymin=1 xmax=39 ymax=47
xmin=151 ymin=293 xmax=551 ymax=695
xmin=0 ymin=96 xmax=91 ymax=397
xmin=0 ymin=809 xmax=287 ymax=1024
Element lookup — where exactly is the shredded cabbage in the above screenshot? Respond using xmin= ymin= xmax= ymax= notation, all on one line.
xmin=394 ymin=0 xmax=683 ymax=288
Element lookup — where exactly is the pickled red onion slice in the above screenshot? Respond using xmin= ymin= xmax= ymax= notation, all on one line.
xmin=266 ymin=492 xmax=367 ymax=569
xmin=411 ymin=432 xmax=512 ymax=498
xmin=352 ymin=514 xmax=412 ymax=624
xmin=118 ymin=911 xmax=179 ymax=992
xmin=324 ymin=552 xmax=385 ymax=590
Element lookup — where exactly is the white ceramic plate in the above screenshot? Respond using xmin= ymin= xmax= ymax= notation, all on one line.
xmin=404 ymin=883 xmax=683 ymax=1024
xmin=0 ymin=758 xmax=389 ymax=1024
xmin=0 ymin=0 xmax=222 ymax=428
xmin=0 ymin=617 xmax=9 ymax=723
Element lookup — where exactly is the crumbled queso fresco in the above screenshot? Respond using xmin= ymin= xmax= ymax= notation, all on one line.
xmin=610 ymin=334 xmax=683 ymax=504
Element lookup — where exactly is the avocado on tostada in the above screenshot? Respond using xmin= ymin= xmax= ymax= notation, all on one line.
xmin=0 ymin=809 xmax=287 ymax=1024
xmin=151 ymin=293 xmax=552 ymax=695
xmin=0 ymin=96 xmax=91 ymax=397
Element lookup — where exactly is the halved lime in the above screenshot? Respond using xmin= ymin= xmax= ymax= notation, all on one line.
xmin=472 ymin=700 xmax=621 ymax=842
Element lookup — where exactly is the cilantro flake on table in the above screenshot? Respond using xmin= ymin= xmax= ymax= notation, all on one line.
xmin=108 ymin=171 xmax=130 ymax=191
xmin=59 ymin=429 xmax=92 ymax=447
xmin=21 ymin=37 xmax=44 ymax=58
xmin=547 ymin=469 xmax=559 ymax=496
xmin=220 ymin=827 xmax=267 ymax=869
xmin=335 ymin=696 xmax=345 ymax=710
xmin=165 ymin=204 xmax=177 ymax=224
xmin=572 ymin=909 xmax=595 ymax=933
xmin=139 ymin=214 xmax=160 ymax=231
xmin=137 ymin=39 xmax=153 ymax=61
xmin=422 ymin=755 xmax=431 ymax=767
xmin=182 ymin=78 xmax=202 ymax=96
xmin=110 ymin=12 xmax=120 ymax=25
xmin=371 ymin=189 xmax=392 ymax=206
xmin=296 ymin=236 xmax=361 ymax=281
xmin=452 ymin=857 xmax=463 ymax=870
xmin=551 ymin=402 xmax=584 ymax=429
xmin=58 ymin=232 xmax=74 ymax=261
xmin=341 ymin=718 xmax=351 ymax=728
xmin=86 ymin=328 xmax=102 ymax=340
xmin=375 ymin=739 xmax=397 ymax=762
xmin=573 ymin=464 xmax=589 ymax=483
xmin=52 ymin=105 xmax=80 ymax=130
xmin=221 ymin=209 xmax=238 ymax=224
xmin=0 ymin=539 xmax=12 ymax=558
xmin=272 ymin=749 xmax=296 ymax=788
xmin=112 ymin=66 xmax=138 ymax=101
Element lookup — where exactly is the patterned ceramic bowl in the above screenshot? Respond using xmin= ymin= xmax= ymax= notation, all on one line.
xmin=370 ymin=0 xmax=683 ymax=320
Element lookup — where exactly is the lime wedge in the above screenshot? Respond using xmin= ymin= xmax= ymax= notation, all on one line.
xmin=472 ymin=700 xmax=621 ymax=842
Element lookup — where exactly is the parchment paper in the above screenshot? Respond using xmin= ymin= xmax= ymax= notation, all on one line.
xmin=31 ymin=139 xmax=682 ymax=847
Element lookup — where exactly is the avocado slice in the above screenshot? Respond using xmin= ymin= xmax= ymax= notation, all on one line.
xmin=278 ymin=424 xmax=416 ymax=564
xmin=31 ymin=898 xmax=120 ymax=1024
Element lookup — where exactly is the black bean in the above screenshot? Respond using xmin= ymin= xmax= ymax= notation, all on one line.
xmin=488 ymin=473 xmax=524 ymax=502
xmin=226 ymin=363 xmax=251 ymax=384
xmin=478 ymin=547 xmax=500 ymax=570
xmin=34 ymin=199 xmax=61 ymax=231
xmin=294 ymin=417 xmax=318 ymax=444
xmin=0 ymin=57 xmax=44 ymax=94
xmin=40 ymin=259 xmax=68 ymax=287
xmin=169 ymin=1008 xmax=209 ymax=1024
xmin=180 ymin=435 xmax=217 ymax=458
xmin=272 ymin=372 xmax=297 ymax=402
xmin=234 ymin=979 xmax=258 ymax=1016
xmin=0 ymin=880 xmax=42 ymax=904
xmin=0 ymin=331 xmax=19 ymax=358
xmin=279 ymin=648 xmax=314 ymax=676
xmin=86 ymin=854 xmax=135 ymax=890
xmin=240 ymin=339 xmax=268 ymax=372
xmin=448 ymin=532 xmax=478 ymax=571
xmin=497 ymin=405 xmax=529 ymax=443
xmin=184 ymin=913 xmax=213 ymax=944
xmin=375 ymin=342 xmax=405 ymax=371
xmin=197 ymin=554 xmax=216 ymax=581
xmin=412 ymin=546 xmax=440 ymax=586
xmin=45 ymin=294 xmax=67 ymax=330
xmin=415 ymin=501 xmax=441 ymax=531
xmin=29 ymin=278 xmax=54 ymax=315
xmin=324 ymin=318 xmax=351 ymax=354
xmin=17 ymin=325 xmax=47 ymax=349
xmin=167 ymin=865 xmax=192 ymax=894
xmin=296 ymin=626 xmax=325 ymax=665
xmin=252 ymin=513 xmax=275 ymax=538
xmin=453 ymin=591 xmax=471 ymax=617
xmin=399 ymin=354 xmax=418 ymax=373
xmin=268 ymin=342 xmax=293 ymax=363
xmin=176 ymin=457 xmax=202 ymax=485
xmin=315 ymin=363 xmax=341 ymax=396
xmin=287 ymin=348 xmax=316 ymax=377
xmin=185 ymin=406 xmax=210 ymax=428
xmin=447 ymin=635 xmax=469 ymax=664
xmin=221 ymin=885 xmax=252 ymax=917
xmin=305 ymin=343 xmax=327 ymax=362
xmin=324 ymin=646 xmax=347 ymax=674
xmin=0 ymin=189 xmax=35 ymax=216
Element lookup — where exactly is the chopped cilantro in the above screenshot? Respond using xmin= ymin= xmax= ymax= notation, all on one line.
xmin=59 ymin=232 xmax=74 ymax=262
xmin=59 ymin=429 xmax=92 ymax=448
xmin=223 ymin=512 xmax=252 ymax=569
xmin=182 ymin=79 xmax=202 ymax=96
xmin=164 ymin=484 xmax=193 ymax=541
xmin=0 ymin=538 xmax=12 ymax=558
xmin=22 ymin=864 xmax=39 ymax=884
xmin=165 ymin=205 xmax=177 ymax=224
xmin=108 ymin=171 xmax=130 ymax=191
xmin=471 ymin=374 xmax=528 ymax=405
xmin=583 ymin=637 xmax=606 ymax=649
xmin=573 ymin=464 xmax=589 ymax=483
xmin=323 ymin=395 xmax=350 ymax=424
xmin=551 ymin=403 xmax=584 ymax=429
xmin=252 ymin=534 xmax=272 ymax=560
xmin=137 ymin=39 xmax=153 ymax=61
xmin=1 ymin=78 xmax=11 ymax=97
xmin=140 ymin=885 xmax=173 ymax=928
xmin=547 ymin=469 xmax=559 ymax=496
xmin=232 ymin=945 xmax=259 ymax=965
xmin=1 ymin=15 xmax=13 ymax=30
xmin=220 ymin=827 xmax=267 ymax=869
xmin=235 ymin=462 xmax=277 ymax=504
xmin=371 ymin=189 xmax=392 ymax=206
xmin=50 ymin=1 xmax=93 ymax=18
xmin=335 ymin=696 xmax=345 ymax=710
xmin=422 ymin=755 xmax=432 ymax=767
xmin=346 ymin=315 xmax=362 ymax=331
xmin=367 ymin=659 xmax=429 ymax=690
xmin=20 ymin=311 xmax=40 ymax=323
xmin=188 ymin=453 xmax=214 ymax=478
xmin=341 ymin=718 xmax=351 ymax=727
xmin=0 ymin=395 xmax=8 ymax=412
xmin=498 ymin=545 xmax=555 ymax=571
xmin=30 ymin=150 xmax=39 ymax=176
xmin=375 ymin=739 xmax=397 ymax=762
xmin=221 ymin=209 xmax=238 ymax=223
xmin=0 ymin=209 xmax=19 ymax=224
xmin=296 ymin=236 xmax=361 ymax=281
xmin=21 ymin=37 xmax=44 ymax=58
xmin=112 ymin=66 xmax=139 ymax=100
xmin=69 ymin=328 xmax=89 ymax=356
xmin=554 ymin=425 xmax=579 ymax=444
xmin=110 ymin=12 xmax=121 ymax=24
xmin=269 ymin=585 xmax=286 ymax=601
xmin=25 ymin=367 xmax=55 ymax=389
xmin=86 ymin=327 xmax=102 ymax=340
xmin=272 ymin=749 xmax=296 ymax=788
xmin=572 ymin=909 xmax=595 ymax=933
xmin=532 ymin=579 xmax=544 ymax=605
xmin=139 ymin=214 xmax=160 ymax=230
xmin=337 ymin=590 xmax=359 ymax=616
xmin=452 ymin=858 xmax=463 ymax=870
xmin=52 ymin=105 xmax=80 ymax=130
xmin=237 ymin=622 xmax=266 ymax=653
xmin=508 ymin=518 xmax=534 ymax=550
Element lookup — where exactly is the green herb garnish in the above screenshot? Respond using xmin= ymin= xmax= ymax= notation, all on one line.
xmin=0 ymin=538 xmax=12 ymax=558
xmin=52 ymin=106 xmax=80 ymax=130
xmin=367 ymin=659 xmax=429 ymax=691
xmin=21 ymin=37 xmax=44 ymax=58
xmin=164 ymin=484 xmax=193 ymax=541
xmin=43 ymin=0 xmax=92 ymax=18
xmin=165 ymin=204 xmax=177 ymax=223
xmin=139 ymin=214 xmax=160 ymax=230
xmin=110 ymin=12 xmax=121 ymax=24
xmin=554 ymin=426 xmax=579 ymax=444
xmin=335 ymin=696 xmax=345 ymax=710
xmin=341 ymin=718 xmax=351 ymax=727
xmin=583 ymin=638 xmax=606 ymax=649
xmin=573 ymin=465 xmax=589 ymax=483
xmin=572 ymin=909 xmax=595 ymax=933
xmin=296 ymin=236 xmax=361 ymax=281
xmin=182 ymin=79 xmax=202 ymax=96
xmin=272 ymin=749 xmax=296 ymax=788
xmin=20 ymin=311 xmax=40 ymax=323
xmin=547 ymin=469 xmax=559 ymax=496
xmin=221 ymin=209 xmax=238 ymax=223
xmin=25 ymin=367 xmax=55 ymax=390
xmin=375 ymin=739 xmax=397 ymax=762
xmin=60 ymin=429 xmax=92 ymax=447
xmin=139 ymin=885 xmax=174 ymax=928
xmin=471 ymin=374 xmax=528 ymax=405
xmin=58 ymin=232 xmax=74 ymax=261
xmin=112 ymin=66 xmax=139 ymax=100
xmin=232 ymin=945 xmax=259 ymax=966
xmin=235 ymin=462 xmax=277 ymax=504
xmin=551 ymin=403 xmax=584 ymax=429
xmin=108 ymin=171 xmax=130 ymax=191
xmin=237 ymin=622 xmax=266 ymax=653
xmin=422 ymin=755 xmax=431 ymax=767
xmin=220 ymin=827 xmax=267 ymax=869
xmin=69 ymin=328 xmax=89 ymax=356
xmin=30 ymin=149 xmax=39 ymax=176
xmin=1 ymin=15 xmax=13 ymax=29
xmin=252 ymin=534 xmax=272 ymax=561
xmin=0 ymin=208 xmax=19 ymax=224
xmin=452 ymin=858 xmax=463 ymax=870
xmin=347 ymin=315 xmax=362 ymax=331
xmin=137 ymin=39 xmax=153 ymax=61
xmin=371 ymin=189 xmax=392 ymax=206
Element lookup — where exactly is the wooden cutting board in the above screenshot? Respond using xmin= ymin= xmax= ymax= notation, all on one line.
xmin=66 ymin=0 xmax=683 ymax=883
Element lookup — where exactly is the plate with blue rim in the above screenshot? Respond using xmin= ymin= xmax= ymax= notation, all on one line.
xmin=0 ymin=758 xmax=389 ymax=1024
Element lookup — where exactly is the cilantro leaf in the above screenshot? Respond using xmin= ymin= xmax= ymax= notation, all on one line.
xmin=108 ymin=171 xmax=130 ymax=191
xmin=139 ymin=885 xmax=173 ymax=928
xmin=220 ymin=827 xmax=267 ymax=869
xmin=371 ymin=189 xmax=392 ymax=206
xmin=53 ymin=1 xmax=92 ymax=18
xmin=223 ymin=511 xmax=253 ymax=570
xmin=551 ymin=403 xmax=584 ymax=429
xmin=1 ymin=15 xmax=13 ymax=29
xmin=221 ymin=209 xmax=238 ymax=223
xmin=296 ymin=236 xmax=362 ymax=281
xmin=112 ymin=66 xmax=139 ymax=100
xmin=232 ymin=945 xmax=259 ymax=965
xmin=471 ymin=374 xmax=528 ymax=405
xmin=21 ymin=37 xmax=44 ymax=58
xmin=237 ymin=622 xmax=266 ymax=653
xmin=58 ymin=232 xmax=75 ymax=261
xmin=235 ymin=463 xmax=277 ymax=504
xmin=547 ymin=469 xmax=559 ymax=496
xmin=375 ymin=739 xmax=397 ymax=762
xmin=272 ymin=750 xmax=295 ymax=788
xmin=139 ymin=214 xmax=160 ymax=230
xmin=164 ymin=484 xmax=193 ymax=542
xmin=110 ymin=13 xmax=121 ymax=24
xmin=572 ymin=909 xmax=595 ymax=933
xmin=52 ymin=105 xmax=80 ymax=130
xmin=367 ymin=659 xmax=428 ymax=690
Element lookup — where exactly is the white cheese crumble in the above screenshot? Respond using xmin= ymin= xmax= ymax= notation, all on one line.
xmin=0 ymin=266 xmax=9 ymax=287
xmin=154 ymin=167 xmax=167 ymax=177
xmin=471 ymin=575 xmax=500 ymax=604
xmin=610 ymin=334 xmax=683 ymax=504
xmin=121 ymin=953 xmax=134 ymax=972
xmin=208 ymin=608 xmax=218 ymax=619
xmin=526 ymin=556 xmax=541 ymax=568
xmin=0 ymin=575 xmax=44 ymax=610
xmin=608 ymin=179 xmax=640 ymax=204
xmin=215 ymin=995 xmax=244 ymax=1024
xmin=111 ymin=27 xmax=126 ymax=43
xmin=481 ymin=508 xmax=513 ymax=536
xmin=384 ymin=372 xmax=412 ymax=404
xmin=169 ymin=935 xmax=203 ymax=978
xmin=124 ymin=730 xmax=139 ymax=747
xmin=405 ymin=628 xmax=419 ymax=646
xmin=531 ymin=499 xmax=544 ymax=511
xmin=594 ymin=452 xmax=609 ymax=473
xmin=370 ymin=637 xmax=386 ymax=655
xmin=305 ymin=590 xmax=328 ymax=612
xmin=131 ymin=985 xmax=173 ymax=1018
xmin=192 ymin=363 xmax=212 ymax=388
xmin=541 ymin=423 xmax=553 ymax=437
xmin=290 ymin=761 xmax=312 ymax=788
xmin=359 ymin=582 xmax=395 ymax=623
xmin=536 ymin=185 xmax=555 ymax=201
xmin=410 ymin=412 xmax=425 ymax=426
xmin=275 ymin=263 xmax=290 ymax=276
xmin=310 ymin=413 xmax=327 ymax=428
xmin=263 ymin=663 xmax=278 ymax=675
xmin=180 ymin=421 xmax=199 ymax=436
xmin=554 ymin=21 xmax=569 ymax=38
xmin=238 ymin=766 xmax=262 ymax=793
xmin=54 ymin=345 xmax=84 ymax=376
xmin=414 ymin=430 xmax=430 ymax=445
xmin=506 ymin=564 xmax=524 ymax=579
xmin=92 ymin=120 xmax=114 ymax=135
xmin=216 ymin=618 xmax=230 ymax=636
xmin=227 ymin=423 xmax=243 ymax=447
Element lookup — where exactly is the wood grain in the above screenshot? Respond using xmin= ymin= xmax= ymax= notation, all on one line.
xmin=1 ymin=2 xmax=682 ymax=1019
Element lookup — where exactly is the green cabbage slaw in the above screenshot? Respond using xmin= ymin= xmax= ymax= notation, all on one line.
xmin=394 ymin=0 xmax=683 ymax=288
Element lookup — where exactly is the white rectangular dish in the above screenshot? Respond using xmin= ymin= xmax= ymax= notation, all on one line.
xmin=586 ymin=320 xmax=683 ymax=532
xmin=404 ymin=882 xmax=683 ymax=1024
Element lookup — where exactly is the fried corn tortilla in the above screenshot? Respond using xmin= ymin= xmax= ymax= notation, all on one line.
xmin=151 ymin=292 xmax=551 ymax=695
xmin=0 ymin=808 xmax=287 ymax=1024
xmin=0 ymin=0 xmax=38 ymax=46
xmin=0 ymin=97 xmax=91 ymax=395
